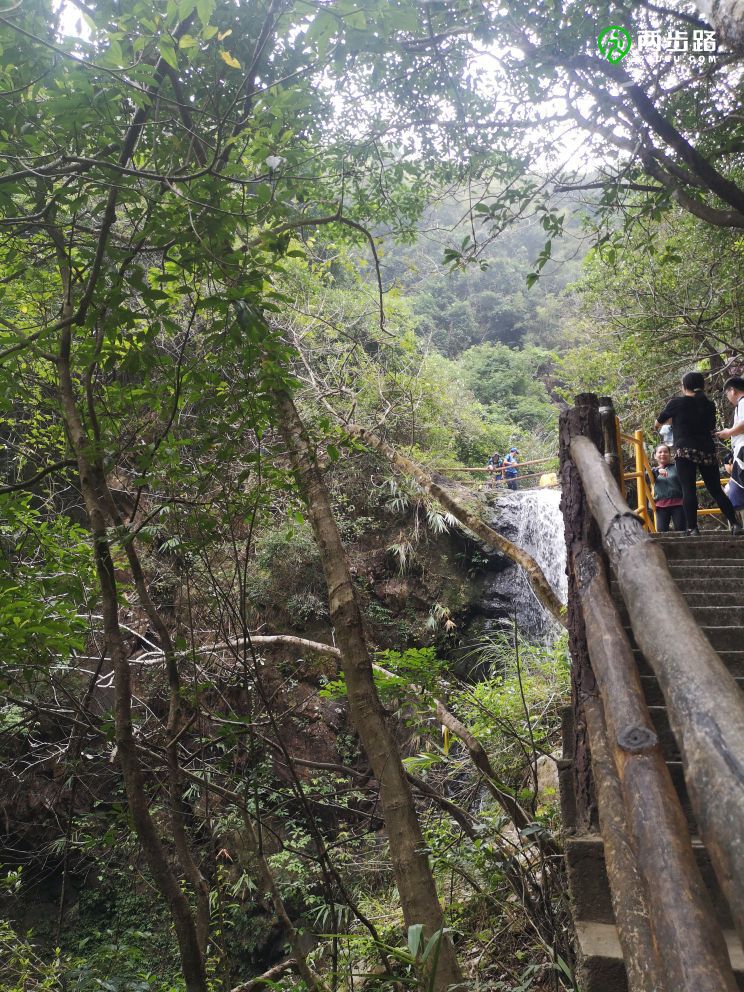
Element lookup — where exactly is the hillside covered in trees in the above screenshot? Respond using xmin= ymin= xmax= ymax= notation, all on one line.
xmin=1 ymin=1 xmax=743 ymax=991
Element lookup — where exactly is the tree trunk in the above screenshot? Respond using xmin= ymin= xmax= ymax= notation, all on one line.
xmin=339 ymin=422 xmax=565 ymax=626
xmin=57 ymin=327 xmax=208 ymax=992
xmin=102 ymin=491 xmax=211 ymax=955
xmin=275 ymin=391 xmax=464 ymax=992
xmin=558 ymin=394 xmax=602 ymax=832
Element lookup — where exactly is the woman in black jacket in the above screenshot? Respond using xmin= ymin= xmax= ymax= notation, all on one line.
xmin=655 ymin=371 xmax=742 ymax=536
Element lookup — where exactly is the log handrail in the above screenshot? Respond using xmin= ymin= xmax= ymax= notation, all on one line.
xmin=561 ymin=393 xmax=744 ymax=990
xmin=431 ymin=455 xmax=558 ymax=472
xmin=568 ymin=416 xmax=744 ymax=948
xmin=576 ymin=546 xmax=736 ymax=990
xmin=582 ymin=694 xmax=665 ymax=992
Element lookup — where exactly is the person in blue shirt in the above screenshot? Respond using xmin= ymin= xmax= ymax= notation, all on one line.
xmin=503 ymin=447 xmax=520 ymax=491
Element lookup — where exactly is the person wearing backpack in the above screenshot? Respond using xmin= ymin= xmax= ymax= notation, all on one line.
xmin=486 ymin=450 xmax=503 ymax=486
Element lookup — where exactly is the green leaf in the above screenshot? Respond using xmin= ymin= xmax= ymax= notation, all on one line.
xmin=178 ymin=34 xmax=198 ymax=49
xmin=196 ymin=0 xmax=215 ymax=27
xmin=407 ymin=923 xmax=424 ymax=958
xmin=158 ymin=39 xmax=178 ymax=69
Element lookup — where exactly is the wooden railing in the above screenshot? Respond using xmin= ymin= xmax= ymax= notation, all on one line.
xmin=432 ymin=455 xmax=560 ymax=488
xmin=560 ymin=393 xmax=744 ymax=992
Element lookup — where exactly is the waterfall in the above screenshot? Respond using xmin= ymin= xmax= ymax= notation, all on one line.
xmin=510 ymin=488 xmax=567 ymax=606
xmin=493 ymin=488 xmax=566 ymax=639
xmin=461 ymin=487 xmax=567 ymax=646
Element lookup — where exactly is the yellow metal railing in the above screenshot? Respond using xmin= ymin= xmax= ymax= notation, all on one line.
xmin=619 ymin=428 xmax=657 ymax=531
xmin=616 ymin=419 xmax=728 ymax=533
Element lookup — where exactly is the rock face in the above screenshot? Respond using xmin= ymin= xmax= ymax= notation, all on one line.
xmin=535 ymin=752 xmax=561 ymax=807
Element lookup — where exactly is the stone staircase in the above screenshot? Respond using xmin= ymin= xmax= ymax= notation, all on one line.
xmin=561 ymin=531 xmax=744 ymax=991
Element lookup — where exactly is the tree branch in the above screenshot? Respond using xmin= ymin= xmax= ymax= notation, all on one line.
xmin=0 ymin=459 xmax=77 ymax=494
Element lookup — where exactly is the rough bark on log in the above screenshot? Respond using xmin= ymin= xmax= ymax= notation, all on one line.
xmin=571 ymin=432 xmax=744 ymax=952
xmin=559 ymin=394 xmax=602 ymax=831
xmin=231 ymin=959 xmax=297 ymax=992
xmin=340 ymin=422 xmax=566 ymax=626
xmin=579 ymin=549 xmax=737 ymax=992
xmin=583 ymin=695 xmax=666 ymax=992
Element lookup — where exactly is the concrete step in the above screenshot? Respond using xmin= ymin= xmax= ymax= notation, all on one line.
xmin=611 ymin=579 xmax=743 ymax=600
xmin=667 ymin=564 xmax=744 ymax=579
xmin=681 ymin=593 xmax=743 ymax=606
xmin=635 ymin=648 xmax=744 ymax=677
xmin=566 ymin=834 xmax=733 ymax=928
xmin=653 ymin=535 xmax=744 ymax=561
xmin=620 ymin=605 xmax=744 ymax=628
xmin=674 ymin=580 xmax=744 ymax=595
xmin=574 ymin=921 xmax=744 ymax=992
xmin=668 ymin=558 xmax=744 ymax=569
xmin=641 ymin=675 xmax=744 ymax=707
xmin=625 ymin=624 xmax=743 ymax=652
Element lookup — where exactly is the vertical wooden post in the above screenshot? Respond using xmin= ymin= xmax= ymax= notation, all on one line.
xmin=634 ymin=429 xmax=652 ymax=531
xmin=559 ymin=393 xmax=604 ymax=831
xmin=598 ymin=396 xmax=623 ymax=493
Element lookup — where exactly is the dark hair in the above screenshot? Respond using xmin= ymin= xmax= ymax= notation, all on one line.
xmin=723 ymin=376 xmax=744 ymax=393
xmin=682 ymin=371 xmax=706 ymax=392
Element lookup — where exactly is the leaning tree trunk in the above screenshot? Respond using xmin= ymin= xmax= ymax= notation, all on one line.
xmin=57 ymin=322 xmax=208 ymax=992
xmin=692 ymin=1 xmax=744 ymax=53
xmin=275 ymin=391 xmax=464 ymax=992
xmin=339 ymin=422 xmax=565 ymax=626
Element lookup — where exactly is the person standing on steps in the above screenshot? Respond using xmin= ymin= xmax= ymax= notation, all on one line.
xmin=652 ymin=444 xmax=686 ymax=533
xmin=654 ymin=371 xmax=742 ymax=536
xmin=717 ymin=375 xmax=744 ymax=516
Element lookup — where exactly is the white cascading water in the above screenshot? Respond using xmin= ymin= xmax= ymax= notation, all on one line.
xmin=491 ymin=487 xmax=567 ymax=639
xmin=511 ymin=488 xmax=567 ymax=605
